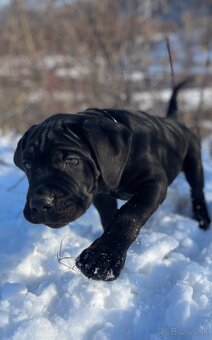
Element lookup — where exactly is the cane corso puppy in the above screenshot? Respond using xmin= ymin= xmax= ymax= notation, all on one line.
xmin=14 ymin=81 xmax=211 ymax=281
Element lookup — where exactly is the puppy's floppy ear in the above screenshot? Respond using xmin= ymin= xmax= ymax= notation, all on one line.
xmin=13 ymin=125 xmax=37 ymax=171
xmin=83 ymin=119 xmax=132 ymax=189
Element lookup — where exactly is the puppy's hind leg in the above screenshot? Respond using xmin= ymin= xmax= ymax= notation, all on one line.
xmin=183 ymin=137 xmax=211 ymax=229
xmin=93 ymin=193 xmax=118 ymax=230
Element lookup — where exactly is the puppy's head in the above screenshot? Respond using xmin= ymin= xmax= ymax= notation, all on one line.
xmin=14 ymin=113 xmax=132 ymax=228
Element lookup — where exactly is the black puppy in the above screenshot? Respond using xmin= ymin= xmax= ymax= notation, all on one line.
xmin=14 ymin=82 xmax=211 ymax=281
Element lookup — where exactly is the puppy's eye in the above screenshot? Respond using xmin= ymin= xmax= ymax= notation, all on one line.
xmin=65 ymin=158 xmax=79 ymax=167
xmin=22 ymin=161 xmax=31 ymax=170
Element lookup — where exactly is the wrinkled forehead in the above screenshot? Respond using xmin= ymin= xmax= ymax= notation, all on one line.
xmin=24 ymin=120 xmax=88 ymax=157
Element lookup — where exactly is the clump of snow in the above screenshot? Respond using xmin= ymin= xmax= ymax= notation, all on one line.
xmin=0 ymin=133 xmax=211 ymax=340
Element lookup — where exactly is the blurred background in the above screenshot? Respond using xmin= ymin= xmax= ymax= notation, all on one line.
xmin=0 ymin=0 xmax=211 ymax=136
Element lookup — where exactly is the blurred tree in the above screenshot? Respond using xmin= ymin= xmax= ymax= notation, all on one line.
xmin=0 ymin=0 xmax=211 ymax=136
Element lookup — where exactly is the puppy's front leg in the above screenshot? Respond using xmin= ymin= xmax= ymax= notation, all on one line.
xmin=76 ymin=176 xmax=168 ymax=281
xmin=93 ymin=193 xmax=117 ymax=230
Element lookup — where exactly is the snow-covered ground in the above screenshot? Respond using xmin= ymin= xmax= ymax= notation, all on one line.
xmin=0 ymin=132 xmax=212 ymax=340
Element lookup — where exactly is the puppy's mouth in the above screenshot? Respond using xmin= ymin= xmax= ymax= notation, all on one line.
xmin=23 ymin=202 xmax=85 ymax=228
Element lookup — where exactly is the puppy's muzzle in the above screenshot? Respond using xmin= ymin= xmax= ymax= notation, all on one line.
xmin=29 ymin=196 xmax=54 ymax=214
xmin=24 ymin=190 xmax=85 ymax=228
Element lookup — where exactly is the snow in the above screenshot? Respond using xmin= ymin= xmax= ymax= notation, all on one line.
xmin=55 ymin=66 xmax=89 ymax=79
xmin=133 ymin=87 xmax=212 ymax=111
xmin=18 ymin=86 xmax=212 ymax=112
xmin=0 ymin=132 xmax=212 ymax=340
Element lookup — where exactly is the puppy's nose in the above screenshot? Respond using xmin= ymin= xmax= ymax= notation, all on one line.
xmin=29 ymin=197 xmax=54 ymax=214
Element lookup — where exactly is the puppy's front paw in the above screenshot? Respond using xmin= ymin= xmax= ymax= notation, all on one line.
xmin=75 ymin=242 xmax=126 ymax=281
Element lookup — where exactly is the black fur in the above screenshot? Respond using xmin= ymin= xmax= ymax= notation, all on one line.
xmin=14 ymin=82 xmax=211 ymax=281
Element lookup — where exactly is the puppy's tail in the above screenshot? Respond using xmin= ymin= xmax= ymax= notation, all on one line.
xmin=166 ymin=78 xmax=192 ymax=119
